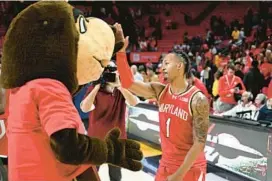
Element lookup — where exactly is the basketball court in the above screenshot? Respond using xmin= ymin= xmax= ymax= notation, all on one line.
xmin=98 ymin=141 xmax=229 ymax=181
xmin=98 ymin=167 xmax=229 ymax=181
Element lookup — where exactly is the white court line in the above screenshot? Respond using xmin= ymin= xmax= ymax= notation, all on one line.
xmin=98 ymin=164 xmax=154 ymax=181
xmin=99 ymin=164 xmax=230 ymax=181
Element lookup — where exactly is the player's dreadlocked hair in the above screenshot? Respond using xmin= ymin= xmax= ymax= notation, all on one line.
xmin=171 ymin=50 xmax=191 ymax=76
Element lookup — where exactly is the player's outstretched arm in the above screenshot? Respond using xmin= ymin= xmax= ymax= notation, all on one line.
xmin=116 ymin=51 xmax=164 ymax=99
xmin=167 ymin=92 xmax=209 ymax=181
xmin=129 ymin=79 xmax=165 ymax=100
xmin=115 ymin=35 xmax=165 ymax=100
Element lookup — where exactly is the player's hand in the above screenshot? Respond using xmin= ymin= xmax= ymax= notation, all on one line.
xmin=111 ymin=23 xmax=125 ymax=54
xmin=105 ymin=128 xmax=143 ymax=171
xmin=119 ymin=36 xmax=129 ymax=53
xmin=166 ymin=173 xmax=183 ymax=181
xmin=230 ymin=89 xmax=235 ymax=93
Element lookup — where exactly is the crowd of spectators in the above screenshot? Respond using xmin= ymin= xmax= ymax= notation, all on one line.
xmin=126 ymin=4 xmax=272 ymax=122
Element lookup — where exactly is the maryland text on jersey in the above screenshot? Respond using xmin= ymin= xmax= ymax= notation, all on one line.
xmin=159 ymin=103 xmax=189 ymax=121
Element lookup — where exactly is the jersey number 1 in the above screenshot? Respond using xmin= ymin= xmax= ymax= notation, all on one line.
xmin=166 ymin=118 xmax=171 ymax=138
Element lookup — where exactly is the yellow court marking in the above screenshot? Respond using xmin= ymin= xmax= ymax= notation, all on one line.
xmin=136 ymin=141 xmax=162 ymax=157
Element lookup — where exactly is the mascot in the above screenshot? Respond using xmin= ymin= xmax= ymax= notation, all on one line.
xmin=0 ymin=1 xmax=143 ymax=181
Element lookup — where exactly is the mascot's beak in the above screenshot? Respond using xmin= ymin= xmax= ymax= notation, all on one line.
xmin=93 ymin=56 xmax=108 ymax=68
xmin=73 ymin=9 xmax=115 ymax=85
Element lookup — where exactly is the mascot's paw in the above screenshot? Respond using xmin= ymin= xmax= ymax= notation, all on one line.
xmin=105 ymin=128 xmax=143 ymax=171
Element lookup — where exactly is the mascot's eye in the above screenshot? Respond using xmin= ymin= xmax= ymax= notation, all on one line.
xmin=79 ymin=16 xmax=87 ymax=34
xmin=43 ymin=21 xmax=48 ymax=26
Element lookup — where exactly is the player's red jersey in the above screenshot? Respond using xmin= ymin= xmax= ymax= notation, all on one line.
xmin=158 ymin=84 xmax=206 ymax=168
xmin=0 ymin=90 xmax=10 ymax=157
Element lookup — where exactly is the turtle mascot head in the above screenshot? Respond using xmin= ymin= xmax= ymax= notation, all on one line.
xmin=0 ymin=2 xmax=142 ymax=181
xmin=0 ymin=1 xmax=116 ymax=93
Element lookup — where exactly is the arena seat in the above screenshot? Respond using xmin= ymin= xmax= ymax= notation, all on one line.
xmin=137 ymin=1 xmax=258 ymax=52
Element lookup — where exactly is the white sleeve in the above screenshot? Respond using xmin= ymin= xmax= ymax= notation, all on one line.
xmin=125 ymin=96 xmax=140 ymax=107
xmin=221 ymin=105 xmax=239 ymax=117
xmin=80 ymin=102 xmax=95 ymax=112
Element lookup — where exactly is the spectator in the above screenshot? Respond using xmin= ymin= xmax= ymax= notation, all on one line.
xmin=200 ymin=61 xmax=212 ymax=93
xmin=231 ymin=26 xmax=240 ymax=42
xmin=80 ymin=62 xmax=139 ymax=181
xmin=234 ymin=61 xmax=244 ymax=80
xmin=259 ymin=57 xmax=272 ymax=91
xmin=253 ymin=93 xmax=267 ymax=120
xmin=212 ymin=70 xmax=223 ymax=99
xmin=206 ymin=28 xmax=211 ymax=43
xmin=139 ymin=37 xmax=148 ymax=51
xmin=243 ymin=50 xmax=253 ymax=73
xmin=243 ymin=60 xmax=265 ymax=99
xmin=211 ymin=45 xmax=217 ymax=55
xmin=257 ymin=96 xmax=272 ymax=121
xmin=255 ymin=93 xmax=267 ymax=109
xmin=265 ymin=49 xmax=271 ymax=61
xmin=239 ymin=27 xmax=246 ymax=41
xmin=219 ymin=91 xmax=256 ymax=120
xmin=183 ymin=31 xmax=189 ymax=44
xmin=148 ymin=37 xmax=157 ymax=52
xmin=146 ymin=66 xmax=159 ymax=82
xmin=138 ymin=65 xmax=149 ymax=82
xmin=131 ymin=65 xmax=144 ymax=82
xmin=267 ymin=79 xmax=272 ymax=98
xmin=187 ymin=70 xmax=210 ymax=99
xmin=173 ymin=42 xmax=181 ymax=51
xmin=135 ymin=8 xmax=142 ymax=19
xmin=206 ymin=29 xmax=214 ymax=46
xmin=217 ymin=64 xmax=246 ymax=112
xmin=214 ymin=53 xmax=222 ymax=68
xmin=196 ymin=52 xmax=202 ymax=66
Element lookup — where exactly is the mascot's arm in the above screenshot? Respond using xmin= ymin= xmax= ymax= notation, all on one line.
xmin=34 ymin=79 xmax=143 ymax=169
xmin=34 ymin=79 xmax=108 ymax=165
xmin=50 ymin=129 xmax=108 ymax=165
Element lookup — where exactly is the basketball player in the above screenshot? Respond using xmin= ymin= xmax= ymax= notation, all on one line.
xmin=115 ymin=24 xmax=208 ymax=181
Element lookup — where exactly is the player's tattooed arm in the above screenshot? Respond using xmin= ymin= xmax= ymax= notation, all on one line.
xmin=191 ymin=92 xmax=209 ymax=144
